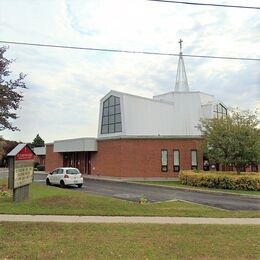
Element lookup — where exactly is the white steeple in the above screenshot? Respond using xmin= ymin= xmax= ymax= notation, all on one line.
xmin=174 ymin=39 xmax=189 ymax=92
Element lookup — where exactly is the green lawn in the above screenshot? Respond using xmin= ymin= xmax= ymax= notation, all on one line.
xmin=0 ymin=222 xmax=259 ymax=259
xmin=133 ymin=180 xmax=260 ymax=195
xmin=0 ymin=183 xmax=259 ymax=217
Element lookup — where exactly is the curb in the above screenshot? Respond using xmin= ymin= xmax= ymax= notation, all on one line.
xmin=128 ymin=181 xmax=260 ymax=199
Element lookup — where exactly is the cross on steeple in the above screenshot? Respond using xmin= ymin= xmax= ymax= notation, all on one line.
xmin=174 ymin=38 xmax=189 ymax=92
xmin=178 ymin=38 xmax=183 ymax=53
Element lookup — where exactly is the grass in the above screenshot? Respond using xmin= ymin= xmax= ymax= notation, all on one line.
xmin=134 ymin=180 xmax=260 ymax=195
xmin=0 ymin=222 xmax=259 ymax=259
xmin=0 ymin=182 xmax=260 ymax=217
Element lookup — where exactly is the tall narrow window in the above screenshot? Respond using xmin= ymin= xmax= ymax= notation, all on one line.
xmin=101 ymin=95 xmax=122 ymax=134
xmin=213 ymin=103 xmax=227 ymax=118
xmin=161 ymin=149 xmax=168 ymax=172
xmin=173 ymin=150 xmax=180 ymax=172
xmin=191 ymin=150 xmax=198 ymax=170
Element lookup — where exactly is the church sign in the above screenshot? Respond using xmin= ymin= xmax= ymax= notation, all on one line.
xmin=8 ymin=144 xmax=35 ymax=202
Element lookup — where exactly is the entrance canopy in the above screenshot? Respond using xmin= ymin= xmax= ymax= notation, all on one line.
xmin=54 ymin=138 xmax=97 ymax=153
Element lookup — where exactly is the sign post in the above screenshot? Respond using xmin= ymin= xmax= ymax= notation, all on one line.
xmin=7 ymin=144 xmax=35 ymax=202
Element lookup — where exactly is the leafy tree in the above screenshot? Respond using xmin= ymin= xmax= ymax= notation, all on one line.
xmin=31 ymin=134 xmax=45 ymax=148
xmin=0 ymin=46 xmax=27 ymax=131
xmin=199 ymin=110 xmax=260 ymax=174
xmin=0 ymin=138 xmax=19 ymax=167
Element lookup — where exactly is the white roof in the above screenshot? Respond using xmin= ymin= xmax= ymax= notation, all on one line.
xmin=33 ymin=146 xmax=46 ymax=155
xmin=7 ymin=144 xmax=35 ymax=156
xmin=7 ymin=144 xmax=27 ymax=156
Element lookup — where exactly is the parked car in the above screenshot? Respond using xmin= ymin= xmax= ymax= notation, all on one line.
xmin=46 ymin=167 xmax=83 ymax=188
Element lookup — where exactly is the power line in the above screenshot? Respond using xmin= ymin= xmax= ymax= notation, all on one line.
xmin=0 ymin=40 xmax=259 ymax=61
xmin=148 ymin=0 xmax=260 ymax=10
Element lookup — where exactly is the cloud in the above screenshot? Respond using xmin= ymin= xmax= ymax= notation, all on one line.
xmin=0 ymin=0 xmax=259 ymax=142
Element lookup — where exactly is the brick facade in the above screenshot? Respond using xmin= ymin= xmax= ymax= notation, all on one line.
xmin=91 ymin=138 xmax=204 ymax=177
xmin=34 ymin=155 xmax=45 ymax=165
xmin=45 ymin=144 xmax=63 ymax=172
xmin=44 ymin=138 xmax=258 ymax=176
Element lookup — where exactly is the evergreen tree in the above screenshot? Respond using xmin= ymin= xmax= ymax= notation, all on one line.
xmin=32 ymin=134 xmax=45 ymax=148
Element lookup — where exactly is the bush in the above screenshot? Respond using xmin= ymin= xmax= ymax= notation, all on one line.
xmin=180 ymin=171 xmax=260 ymax=191
xmin=34 ymin=162 xmax=40 ymax=168
xmin=36 ymin=165 xmax=45 ymax=171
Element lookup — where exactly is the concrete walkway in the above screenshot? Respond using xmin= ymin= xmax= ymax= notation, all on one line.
xmin=0 ymin=215 xmax=259 ymax=224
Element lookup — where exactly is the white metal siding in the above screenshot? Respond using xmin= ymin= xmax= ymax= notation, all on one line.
xmin=98 ymin=90 xmax=225 ymax=138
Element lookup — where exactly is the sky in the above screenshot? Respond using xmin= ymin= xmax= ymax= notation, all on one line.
xmin=0 ymin=0 xmax=259 ymax=143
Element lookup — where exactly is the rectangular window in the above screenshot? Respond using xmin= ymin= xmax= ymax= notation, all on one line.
xmin=108 ymin=115 xmax=115 ymax=124
xmin=108 ymin=124 xmax=115 ymax=133
xmin=101 ymin=125 xmax=108 ymax=134
xmin=191 ymin=150 xmax=198 ymax=170
xmin=173 ymin=150 xmax=180 ymax=172
xmin=115 ymin=113 xmax=121 ymax=123
xmin=213 ymin=103 xmax=227 ymax=118
xmin=115 ymin=104 xmax=121 ymax=114
xmin=102 ymin=116 xmax=108 ymax=125
xmin=103 ymin=107 xmax=109 ymax=116
xmin=161 ymin=149 xmax=168 ymax=172
xmin=115 ymin=123 xmax=122 ymax=132
xmin=109 ymin=106 xmax=114 ymax=115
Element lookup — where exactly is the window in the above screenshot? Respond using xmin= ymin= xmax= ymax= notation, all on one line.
xmin=101 ymin=95 xmax=122 ymax=134
xmin=57 ymin=169 xmax=64 ymax=174
xmin=191 ymin=150 xmax=198 ymax=170
xmin=66 ymin=169 xmax=80 ymax=175
xmin=161 ymin=149 xmax=168 ymax=172
xmin=213 ymin=103 xmax=227 ymax=118
xmin=251 ymin=164 xmax=258 ymax=172
xmin=173 ymin=150 xmax=180 ymax=172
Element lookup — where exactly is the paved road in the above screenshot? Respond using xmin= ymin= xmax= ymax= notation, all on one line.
xmin=33 ymin=173 xmax=260 ymax=211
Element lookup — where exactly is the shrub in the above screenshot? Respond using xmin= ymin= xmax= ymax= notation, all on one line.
xmin=36 ymin=165 xmax=45 ymax=171
xmin=0 ymin=184 xmax=11 ymax=197
xmin=34 ymin=162 xmax=40 ymax=168
xmin=180 ymin=171 xmax=260 ymax=191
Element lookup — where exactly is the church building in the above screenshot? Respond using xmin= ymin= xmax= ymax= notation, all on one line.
xmin=45 ymin=41 xmax=228 ymax=177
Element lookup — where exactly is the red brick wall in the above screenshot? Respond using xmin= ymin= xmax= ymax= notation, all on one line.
xmin=91 ymin=138 xmax=204 ymax=177
xmin=45 ymin=144 xmax=63 ymax=172
xmin=34 ymin=155 xmax=45 ymax=165
xmin=91 ymin=140 xmax=122 ymax=177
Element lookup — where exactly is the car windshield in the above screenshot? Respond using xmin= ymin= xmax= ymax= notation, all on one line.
xmin=66 ymin=169 xmax=80 ymax=174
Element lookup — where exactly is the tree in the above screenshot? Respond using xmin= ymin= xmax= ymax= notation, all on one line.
xmin=198 ymin=110 xmax=260 ymax=174
xmin=0 ymin=46 xmax=27 ymax=131
xmin=31 ymin=134 xmax=45 ymax=148
xmin=0 ymin=138 xmax=19 ymax=167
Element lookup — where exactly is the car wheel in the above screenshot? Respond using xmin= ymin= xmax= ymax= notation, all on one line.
xmin=46 ymin=178 xmax=51 ymax=186
xmin=77 ymin=184 xmax=83 ymax=188
xmin=60 ymin=180 xmax=65 ymax=188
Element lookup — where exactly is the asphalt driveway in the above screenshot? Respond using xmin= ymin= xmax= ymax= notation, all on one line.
xmin=32 ymin=173 xmax=260 ymax=211
xmin=2 ymin=169 xmax=259 ymax=211
xmin=81 ymin=179 xmax=260 ymax=211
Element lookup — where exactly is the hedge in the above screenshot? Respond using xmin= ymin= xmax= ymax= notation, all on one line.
xmin=36 ymin=165 xmax=45 ymax=171
xmin=179 ymin=171 xmax=260 ymax=191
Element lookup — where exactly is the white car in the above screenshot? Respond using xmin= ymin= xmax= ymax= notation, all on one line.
xmin=46 ymin=167 xmax=83 ymax=188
